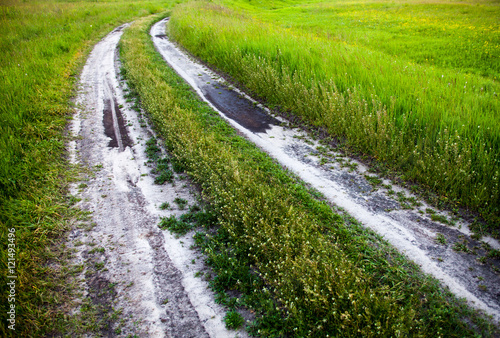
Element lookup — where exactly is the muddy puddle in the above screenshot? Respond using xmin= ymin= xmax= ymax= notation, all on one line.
xmin=151 ymin=18 xmax=500 ymax=323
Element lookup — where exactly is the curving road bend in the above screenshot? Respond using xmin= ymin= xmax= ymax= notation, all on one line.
xmin=151 ymin=18 xmax=500 ymax=323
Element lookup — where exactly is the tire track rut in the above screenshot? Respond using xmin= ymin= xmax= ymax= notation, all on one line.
xmin=151 ymin=18 xmax=500 ymax=323
xmin=68 ymin=23 xmax=243 ymax=337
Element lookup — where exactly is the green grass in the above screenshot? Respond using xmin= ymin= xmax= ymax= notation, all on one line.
xmin=158 ymin=215 xmax=193 ymax=235
xmin=225 ymin=0 xmax=500 ymax=80
xmin=120 ymin=14 xmax=498 ymax=336
xmin=223 ymin=310 xmax=245 ymax=329
xmin=0 ymin=1 xmax=175 ymax=336
xmin=168 ymin=0 xmax=500 ymax=228
xmin=2 ymin=0 xmax=498 ymax=335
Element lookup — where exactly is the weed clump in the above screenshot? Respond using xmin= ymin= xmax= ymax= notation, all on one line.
xmin=158 ymin=215 xmax=192 ymax=235
xmin=154 ymin=169 xmax=174 ymax=184
xmin=224 ymin=310 xmax=245 ymax=330
xmin=173 ymin=197 xmax=188 ymax=210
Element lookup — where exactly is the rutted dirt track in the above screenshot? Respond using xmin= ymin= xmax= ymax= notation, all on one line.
xmin=150 ymin=19 xmax=500 ymax=322
xmin=69 ymin=24 xmax=243 ymax=337
xmin=68 ymin=18 xmax=499 ymax=336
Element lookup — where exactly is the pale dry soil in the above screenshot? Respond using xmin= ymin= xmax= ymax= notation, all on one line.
xmin=68 ymin=24 xmax=246 ymax=337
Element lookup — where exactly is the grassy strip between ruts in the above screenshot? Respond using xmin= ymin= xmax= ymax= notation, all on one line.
xmin=120 ymin=14 xmax=498 ymax=336
xmin=0 ymin=1 xmax=174 ymax=336
xmin=167 ymin=0 xmax=500 ymax=230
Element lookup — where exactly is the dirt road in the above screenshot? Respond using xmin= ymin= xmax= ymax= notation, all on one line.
xmin=68 ymin=24 xmax=244 ymax=337
xmin=151 ymin=18 xmax=500 ymax=323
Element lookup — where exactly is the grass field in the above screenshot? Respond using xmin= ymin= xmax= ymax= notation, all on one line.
xmin=0 ymin=1 xmax=173 ymax=335
xmin=168 ymin=0 xmax=500 ymax=228
xmin=120 ymin=13 xmax=498 ymax=337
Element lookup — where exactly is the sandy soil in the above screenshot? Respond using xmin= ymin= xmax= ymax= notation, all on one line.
xmin=151 ymin=18 xmax=500 ymax=323
xmin=68 ymin=23 xmax=246 ymax=337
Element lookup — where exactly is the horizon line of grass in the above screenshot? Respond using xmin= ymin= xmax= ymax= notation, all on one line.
xmin=119 ymin=14 xmax=498 ymax=336
xmin=0 ymin=1 xmax=173 ymax=335
xmin=168 ymin=0 xmax=499 ymax=229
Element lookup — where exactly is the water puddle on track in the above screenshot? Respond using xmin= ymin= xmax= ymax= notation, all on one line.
xmin=151 ymin=18 xmax=500 ymax=323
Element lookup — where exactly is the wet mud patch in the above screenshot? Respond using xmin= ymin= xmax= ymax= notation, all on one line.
xmin=202 ymin=84 xmax=279 ymax=133
xmin=150 ymin=19 xmax=278 ymax=133
xmin=103 ymin=97 xmax=132 ymax=150
xmin=84 ymin=274 xmax=119 ymax=336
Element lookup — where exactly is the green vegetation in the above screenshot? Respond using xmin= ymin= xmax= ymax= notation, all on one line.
xmin=435 ymin=233 xmax=447 ymax=246
xmin=168 ymin=0 xmax=500 ymax=227
xmin=0 ymin=0 xmax=174 ymax=336
xmin=155 ymin=169 xmax=174 ymax=184
xmin=146 ymin=137 xmax=176 ymax=184
xmin=173 ymin=197 xmax=188 ymax=210
xmin=2 ymin=0 xmax=498 ymax=335
xmin=159 ymin=201 xmax=171 ymax=210
xmin=120 ymin=14 xmax=497 ymax=336
xmin=223 ymin=310 xmax=245 ymax=329
xmin=158 ymin=215 xmax=193 ymax=235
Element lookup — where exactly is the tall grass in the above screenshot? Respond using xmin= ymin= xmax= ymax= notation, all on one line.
xmin=0 ymin=1 xmax=172 ymax=335
xmin=224 ymin=0 xmax=500 ymax=80
xmin=168 ymin=0 xmax=500 ymax=226
xmin=120 ymin=14 xmax=497 ymax=336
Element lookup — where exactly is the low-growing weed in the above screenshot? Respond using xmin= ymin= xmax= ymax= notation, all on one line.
xmin=173 ymin=197 xmax=188 ymax=210
xmin=159 ymin=202 xmax=170 ymax=210
xmin=435 ymin=233 xmax=447 ymax=246
xmin=88 ymin=247 xmax=106 ymax=254
xmin=487 ymin=249 xmax=500 ymax=260
xmin=145 ymin=137 xmax=161 ymax=160
xmin=453 ymin=240 xmax=471 ymax=254
xmin=224 ymin=310 xmax=245 ymax=330
xmin=319 ymin=157 xmax=329 ymax=166
xmin=426 ymin=208 xmax=454 ymax=226
xmin=158 ymin=215 xmax=192 ymax=236
xmin=154 ymin=169 xmax=174 ymax=184
xmin=364 ymin=174 xmax=383 ymax=188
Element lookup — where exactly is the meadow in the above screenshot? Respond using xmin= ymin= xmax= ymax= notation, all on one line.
xmin=168 ymin=0 xmax=500 ymax=227
xmin=0 ymin=0 xmax=173 ymax=335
